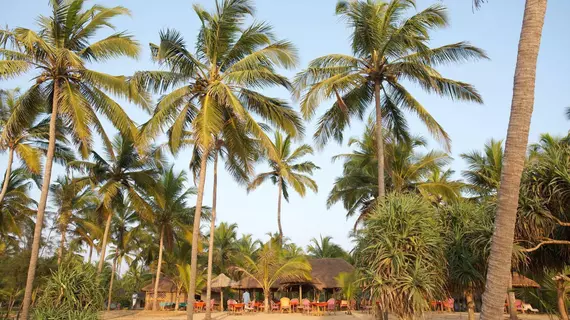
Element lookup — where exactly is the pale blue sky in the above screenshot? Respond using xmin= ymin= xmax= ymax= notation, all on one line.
xmin=1 ymin=0 xmax=569 ymax=252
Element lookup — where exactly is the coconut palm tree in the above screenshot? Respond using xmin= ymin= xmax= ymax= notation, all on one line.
xmin=476 ymin=0 xmax=547 ymax=317
xmin=70 ymin=135 xmax=162 ymax=274
xmin=460 ymin=139 xmax=504 ymax=198
xmin=0 ymin=168 xmax=36 ymax=248
xmin=328 ymin=122 xmax=461 ymax=228
xmin=211 ymin=222 xmax=239 ymax=274
xmin=49 ymin=175 xmax=98 ymax=265
xmin=306 ymin=235 xmax=347 ymax=259
xmin=231 ymin=241 xmax=312 ymax=312
xmin=236 ymin=234 xmax=262 ymax=258
xmin=335 ymin=271 xmax=359 ymax=314
xmin=143 ymin=167 xmax=197 ymax=311
xmin=0 ymin=89 xmax=74 ymax=204
xmin=0 ymin=1 xmax=148 ymax=315
xmin=353 ymin=193 xmax=446 ymax=320
xmin=294 ymin=0 xmax=486 ymax=199
xmin=134 ymin=0 xmax=303 ymax=315
xmin=105 ymin=200 xmax=140 ymax=311
xmin=248 ymin=132 xmax=319 ymax=242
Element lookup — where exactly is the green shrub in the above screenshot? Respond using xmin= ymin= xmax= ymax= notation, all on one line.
xmin=32 ymin=262 xmax=104 ymax=320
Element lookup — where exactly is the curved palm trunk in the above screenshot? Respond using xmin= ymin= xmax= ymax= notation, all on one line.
xmin=480 ymin=1 xmax=547 ymax=320
xmin=187 ymin=148 xmax=209 ymax=320
xmin=205 ymin=151 xmax=219 ymax=320
xmin=374 ymin=80 xmax=385 ymax=198
xmin=277 ymin=176 xmax=284 ymax=243
xmin=20 ymin=81 xmax=60 ymax=320
xmin=98 ymin=212 xmax=113 ymax=274
xmin=153 ymin=225 xmax=165 ymax=311
xmin=465 ymin=289 xmax=475 ymax=320
xmin=556 ymin=278 xmax=569 ymax=320
xmin=0 ymin=147 xmax=14 ymax=204
xmin=107 ymin=258 xmax=118 ymax=311
xmin=57 ymin=225 xmax=66 ymax=266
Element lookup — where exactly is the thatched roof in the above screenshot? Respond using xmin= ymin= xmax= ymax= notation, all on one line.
xmin=211 ymin=273 xmax=236 ymax=288
xmin=141 ymin=277 xmax=177 ymax=293
xmin=308 ymin=258 xmax=354 ymax=289
xmin=512 ymin=272 xmax=540 ymax=288
xmin=231 ymin=258 xmax=354 ymax=291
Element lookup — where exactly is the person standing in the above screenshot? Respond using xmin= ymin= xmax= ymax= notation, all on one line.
xmin=243 ymin=290 xmax=251 ymax=305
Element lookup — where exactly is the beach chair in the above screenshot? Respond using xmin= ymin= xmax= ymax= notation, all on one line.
xmin=522 ymin=303 xmax=539 ymax=313
xmin=245 ymin=301 xmax=256 ymax=313
xmin=301 ymin=299 xmax=311 ymax=315
xmin=280 ymin=297 xmax=291 ymax=313
xmin=327 ymin=298 xmax=336 ymax=315
xmin=290 ymin=298 xmax=299 ymax=312
xmin=271 ymin=301 xmax=280 ymax=313
xmin=227 ymin=299 xmax=236 ymax=314
xmin=444 ymin=298 xmax=454 ymax=312
xmin=515 ymin=299 xmax=524 ymax=313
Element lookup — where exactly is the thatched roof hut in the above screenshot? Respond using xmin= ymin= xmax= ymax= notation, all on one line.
xmin=231 ymin=258 xmax=354 ymax=291
xmin=512 ymin=272 xmax=540 ymax=288
xmin=141 ymin=277 xmax=177 ymax=293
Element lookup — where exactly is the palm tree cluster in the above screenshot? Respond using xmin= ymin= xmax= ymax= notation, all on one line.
xmin=0 ymin=0 xmax=557 ymax=319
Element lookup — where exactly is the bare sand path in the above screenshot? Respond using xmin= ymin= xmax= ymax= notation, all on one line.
xmin=101 ymin=311 xmax=555 ymax=320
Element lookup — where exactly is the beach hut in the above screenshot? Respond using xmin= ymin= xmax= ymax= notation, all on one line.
xmin=142 ymin=277 xmax=185 ymax=310
xmin=511 ymin=272 xmax=540 ymax=288
xmin=231 ymin=258 xmax=355 ymax=301
xmin=209 ymin=273 xmax=237 ymax=311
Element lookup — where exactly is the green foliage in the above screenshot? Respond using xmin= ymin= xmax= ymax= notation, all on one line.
xmin=33 ymin=262 xmax=104 ymax=320
xmin=354 ymin=193 xmax=446 ymax=319
xmin=306 ymin=235 xmax=348 ymax=259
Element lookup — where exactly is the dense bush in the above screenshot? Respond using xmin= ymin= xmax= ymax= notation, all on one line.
xmin=32 ymin=262 xmax=104 ymax=320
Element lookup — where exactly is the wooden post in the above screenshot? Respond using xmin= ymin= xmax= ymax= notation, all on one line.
xmin=299 ymin=285 xmax=302 ymax=300
xmin=221 ymin=289 xmax=224 ymax=312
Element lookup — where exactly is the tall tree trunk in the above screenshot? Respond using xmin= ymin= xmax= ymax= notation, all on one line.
xmin=175 ymin=286 xmax=181 ymax=311
xmin=107 ymin=258 xmax=118 ymax=311
xmin=153 ymin=225 xmax=165 ymax=311
xmin=20 ymin=80 xmax=60 ymax=320
xmin=557 ymin=279 xmax=569 ymax=320
xmin=88 ymin=244 xmax=93 ymax=264
xmin=465 ymin=289 xmax=475 ymax=320
xmin=508 ymin=276 xmax=518 ymax=320
xmin=98 ymin=211 xmax=113 ymax=274
xmin=264 ymin=289 xmax=270 ymax=313
xmin=0 ymin=147 xmax=14 ymax=204
xmin=205 ymin=150 xmax=218 ymax=320
xmin=374 ymin=80 xmax=385 ymax=198
xmin=57 ymin=225 xmax=66 ymax=266
xmin=277 ymin=176 xmax=284 ymax=243
xmin=480 ymin=1 xmax=547 ymax=320
xmin=187 ymin=147 xmax=209 ymax=320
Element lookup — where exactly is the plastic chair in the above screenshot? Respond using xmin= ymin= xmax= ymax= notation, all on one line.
xmin=290 ymin=298 xmax=299 ymax=312
xmin=245 ymin=301 xmax=256 ymax=313
xmin=302 ymin=299 xmax=311 ymax=315
xmin=327 ymin=298 xmax=336 ymax=314
xmin=340 ymin=300 xmax=348 ymax=311
xmin=280 ymin=297 xmax=291 ymax=313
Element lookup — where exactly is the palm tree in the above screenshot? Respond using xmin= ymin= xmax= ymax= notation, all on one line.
xmin=71 ymin=135 xmax=162 ymax=274
xmin=0 ymin=89 xmax=74 ymax=204
xmin=306 ymin=235 xmax=347 ymax=259
xmin=231 ymin=241 xmax=312 ymax=312
xmin=460 ymin=139 xmax=504 ymax=198
xmin=477 ymin=0 xmax=547 ymax=318
xmin=354 ymin=193 xmax=446 ymax=320
xmin=335 ymin=271 xmax=359 ymax=314
xmin=444 ymin=201 xmax=491 ymax=320
xmin=328 ymin=122 xmax=461 ymax=228
xmin=0 ymin=1 xmax=147 ymax=315
xmin=143 ymin=167 xmax=196 ymax=311
xmin=211 ymin=222 xmax=239 ymax=274
xmin=0 ymin=168 xmax=36 ymax=248
xmin=106 ymin=201 xmax=139 ymax=311
xmin=294 ymin=0 xmax=486 ymax=199
xmin=236 ymin=234 xmax=262 ymax=258
xmin=134 ymin=0 xmax=303 ymax=316
xmin=248 ymin=132 xmax=319 ymax=241
xmin=49 ymin=175 xmax=97 ymax=265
